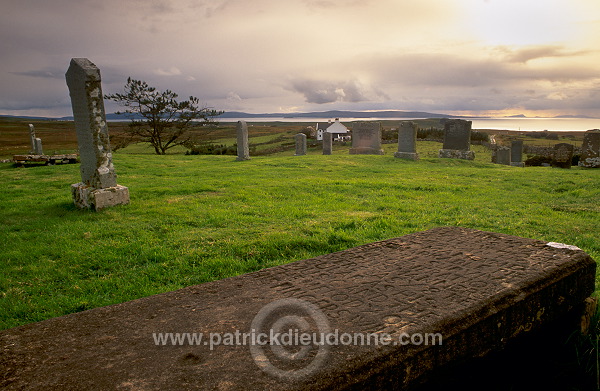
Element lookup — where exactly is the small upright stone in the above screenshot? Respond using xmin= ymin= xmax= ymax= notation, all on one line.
xmin=494 ymin=146 xmax=511 ymax=165
xmin=349 ymin=121 xmax=384 ymax=155
xmin=28 ymin=124 xmax=43 ymax=155
xmin=394 ymin=121 xmax=419 ymax=160
xmin=553 ymin=143 xmax=574 ymax=169
xmin=294 ymin=133 xmax=307 ymax=156
xmin=322 ymin=131 xmax=332 ymax=155
xmin=236 ymin=120 xmax=250 ymax=161
xmin=510 ymin=140 xmax=524 ymax=167
xmin=579 ymin=129 xmax=600 ymax=168
xmin=438 ymin=119 xmax=475 ymax=160
xmin=65 ymin=58 xmax=129 ymax=211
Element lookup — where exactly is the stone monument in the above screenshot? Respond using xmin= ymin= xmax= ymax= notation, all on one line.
xmin=552 ymin=143 xmax=574 ymax=169
xmin=579 ymin=129 xmax=600 ymax=168
xmin=349 ymin=121 xmax=384 ymax=155
xmin=236 ymin=120 xmax=250 ymax=161
xmin=294 ymin=133 xmax=307 ymax=156
xmin=65 ymin=58 xmax=130 ymax=211
xmin=394 ymin=121 xmax=419 ymax=160
xmin=322 ymin=131 xmax=332 ymax=155
xmin=438 ymin=119 xmax=475 ymax=160
xmin=28 ymin=124 xmax=43 ymax=155
xmin=510 ymin=140 xmax=524 ymax=167
xmin=494 ymin=146 xmax=511 ymax=165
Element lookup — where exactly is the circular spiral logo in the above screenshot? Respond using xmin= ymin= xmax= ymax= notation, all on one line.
xmin=249 ymin=298 xmax=331 ymax=381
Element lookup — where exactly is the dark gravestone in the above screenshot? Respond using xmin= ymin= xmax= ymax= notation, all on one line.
xmin=494 ymin=146 xmax=511 ymax=165
xmin=553 ymin=143 xmax=574 ymax=169
xmin=294 ymin=133 xmax=307 ymax=156
xmin=394 ymin=121 xmax=419 ymax=160
xmin=438 ymin=119 xmax=474 ymax=160
xmin=579 ymin=129 xmax=600 ymax=168
xmin=322 ymin=132 xmax=333 ymax=155
xmin=349 ymin=122 xmax=384 ymax=155
xmin=0 ymin=227 xmax=595 ymax=390
xmin=510 ymin=140 xmax=524 ymax=167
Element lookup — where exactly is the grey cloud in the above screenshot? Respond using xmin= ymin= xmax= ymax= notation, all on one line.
xmin=288 ymin=79 xmax=382 ymax=104
xmin=11 ymin=68 xmax=64 ymax=79
xmin=496 ymin=45 xmax=592 ymax=63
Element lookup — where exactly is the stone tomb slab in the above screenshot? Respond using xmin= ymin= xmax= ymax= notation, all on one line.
xmin=0 ymin=227 xmax=595 ymax=390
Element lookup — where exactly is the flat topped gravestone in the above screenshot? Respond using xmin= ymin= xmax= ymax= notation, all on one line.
xmin=579 ymin=129 xmax=600 ymax=168
xmin=438 ymin=119 xmax=475 ymax=160
xmin=0 ymin=227 xmax=595 ymax=390
xmin=394 ymin=121 xmax=419 ymax=160
xmin=65 ymin=58 xmax=129 ymax=210
xmin=349 ymin=121 xmax=384 ymax=155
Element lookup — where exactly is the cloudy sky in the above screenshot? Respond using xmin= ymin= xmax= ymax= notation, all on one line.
xmin=1 ymin=0 xmax=599 ymax=118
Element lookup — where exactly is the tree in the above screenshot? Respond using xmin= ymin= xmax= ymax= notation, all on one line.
xmin=105 ymin=78 xmax=223 ymax=155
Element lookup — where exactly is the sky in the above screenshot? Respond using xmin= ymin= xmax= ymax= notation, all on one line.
xmin=1 ymin=0 xmax=599 ymax=118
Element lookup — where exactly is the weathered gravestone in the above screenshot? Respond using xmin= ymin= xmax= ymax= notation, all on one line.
xmin=552 ymin=143 xmax=574 ymax=169
xmin=236 ymin=120 xmax=250 ymax=161
xmin=494 ymin=146 xmax=511 ymax=165
xmin=510 ymin=140 xmax=524 ymax=167
xmin=438 ymin=119 xmax=475 ymax=160
xmin=65 ymin=58 xmax=130 ymax=211
xmin=349 ymin=121 xmax=384 ymax=155
xmin=295 ymin=133 xmax=307 ymax=156
xmin=394 ymin=121 xmax=419 ymax=160
xmin=322 ymin=131 xmax=332 ymax=155
xmin=0 ymin=227 xmax=595 ymax=390
xmin=579 ymin=129 xmax=600 ymax=168
xmin=28 ymin=124 xmax=43 ymax=155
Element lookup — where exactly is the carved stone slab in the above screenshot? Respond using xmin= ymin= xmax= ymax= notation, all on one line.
xmin=0 ymin=227 xmax=595 ymax=390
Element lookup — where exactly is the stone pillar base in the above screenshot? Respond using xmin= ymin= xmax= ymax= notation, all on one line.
xmin=510 ymin=162 xmax=525 ymax=167
xmin=578 ymin=158 xmax=600 ymax=168
xmin=394 ymin=152 xmax=419 ymax=160
xmin=438 ymin=149 xmax=475 ymax=160
xmin=349 ymin=147 xmax=384 ymax=155
xmin=71 ymin=183 xmax=130 ymax=211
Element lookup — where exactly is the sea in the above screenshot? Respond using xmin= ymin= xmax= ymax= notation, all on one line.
xmin=218 ymin=117 xmax=599 ymax=132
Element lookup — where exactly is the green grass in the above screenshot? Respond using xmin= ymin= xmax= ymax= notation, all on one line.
xmin=1 ymin=150 xmax=599 ymax=330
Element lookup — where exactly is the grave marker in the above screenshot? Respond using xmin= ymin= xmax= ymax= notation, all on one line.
xmin=295 ymin=133 xmax=307 ymax=156
xmin=579 ymin=129 xmax=600 ymax=168
xmin=349 ymin=121 xmax=384 ymax=155
xmin=65 ymin=58 xmax=129 ymax=210
xmin=438 ymin=119 xmax=475 ymax=160
xmin=28 ymin=124 xmax=43 ymax=155
xmin=0 ymin=227 xmax=594 ymax=390
xmin=553 ymin=143 xmax=574 ymax=169
xmin=510 ymin=140 xmax=524 ymax=167
xmin=495 ymin=146 xmax=511 ymax=165
xmin=322 ymin=131 xmax=332 ymax=155
xmin=394 ymin=121 xmax=419 ymax=160
xmin=236 ymin=120 xmax=250 ymax=161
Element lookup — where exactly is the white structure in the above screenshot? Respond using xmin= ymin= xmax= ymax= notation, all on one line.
xmin=316 ymin=118 xmax=349 ymax=141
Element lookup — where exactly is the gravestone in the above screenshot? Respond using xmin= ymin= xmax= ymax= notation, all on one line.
xmin=236 ymin=120 xmax=250 ymax=161
xmin=510 ymin=140 xmax=524 ymax=167
xmin=295 ymin=133 xmax=307 ymax=156
xmin=394 ymin=121 xmax=419 ymax=160
xmin=495 ymin=146 xmax=511 ymax=165
xmin=322 ymin=131 xmax=332 ymax=155
xmin=0 ymin=227 xmax=595 ymax=390
xmin=438 ymin=119 xmax=475 ymax=160
xmin=65 ymin=58 xmax=130 ymax=211
xmin=349 ymin=121 xmax=384 ymax=155
xmin=552 ymin=143 xmax=574 ymax=169
xmin=579 ymin=129 xmax=600 ymax=168
xmin=28 ymin=124 xmax=43 ymax=155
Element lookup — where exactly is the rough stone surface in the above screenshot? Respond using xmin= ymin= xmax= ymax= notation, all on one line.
xmin=553 ymin=143 xmax=574 ymax=169
xmin=438 ymin=149 xmax=475 ymax=160
xmin=236 ymin=120 xmax=250 ymax=161
xmin=322 ymin=132 xmax=332 ymax=155
xmin=295 ymin=133 xmax=307 ymax=156
xmin=71 ymin=183 xmax=130 ymax=211
xmin=0 ymin=227 xmax=595 ymax=390
xmin=510 ymin=140 xmax=523 ymax=167
xmin=350 ymin=122 xmax=384 ymax=155
xmin=65 ymin=58 xmax=129 ymax=210
xmin=394 ymin=121 xmax=419 ymax=160
xmin=579 ymin=129 xmax=600 ymax=168
xmin=442 ymin=119 xmax=471 ymax=151
xmin=28 ymin=124 xmax=43 ymax=155
xmin=495 ymin=146 xmax=511 ymax=165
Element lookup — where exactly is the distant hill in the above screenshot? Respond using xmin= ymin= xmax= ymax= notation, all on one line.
xmin=217 ymin=110 xmax=459 ymax=119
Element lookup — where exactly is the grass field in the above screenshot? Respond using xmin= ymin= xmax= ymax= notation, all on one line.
xmin=1 ymin=148 xmax=599 ymax=330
